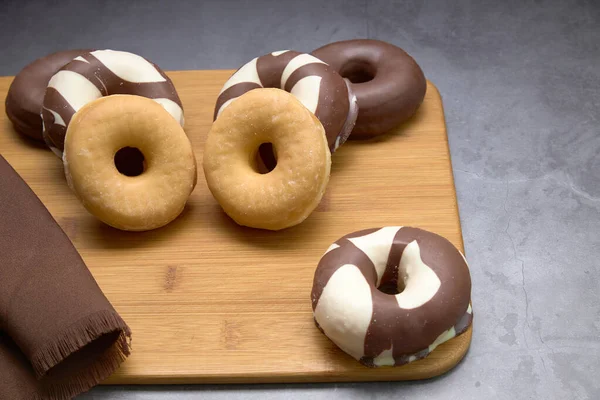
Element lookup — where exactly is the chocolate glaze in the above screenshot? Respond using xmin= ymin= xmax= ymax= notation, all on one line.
xmin=312 ymin=227 xmax=472 ymax=367
xmin=4 ymin=49 xmax=91 ymax=142
xmin=312 ymin=39 xmax=426 ymax=139
xmin=42 ymin=50 xmax=183 ymax=155
xmin=213 ymin=50 xmax=357 ymax=153
xmin=256 ymin=51 xmax=299 ymax=88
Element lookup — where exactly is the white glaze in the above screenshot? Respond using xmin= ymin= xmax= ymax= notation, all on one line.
xmin=334 ymin=136 xmax=342 ymax=150
xmin=289 ymin=75 xmax=322 ymax=114
xmin=45 ymin=108 xmax=66 ymax=126
xmin=219 ymin=57 xmax=261 ymax=94
xmin=153 ymin=98 xmax=185 ymax=126
xmin=373 ymin=346 xmax=395 ymax=367
xmin=314 ymin=264 xmax=373 ymax=361
xmin=91 ymin=50 xmax=166 ymax=83
xmin=216 ymin=98 xmax=236 ymax=119
xmin=73 ymin=55 xmax=89 ymax=63
xmin=347 ymin=226 xmax=402 ymax=287
xmin=428 ymin=326 xmax=456 ymax=352
xmin=323 ymin=243 xmax=340 ymax=255
xmin=395 ymin=240 xmax=442 ymax=309
xmin=48 ymin=70 xmax=102 ymax=112
xmin=280 ymin=53 xmax=325 ymax=88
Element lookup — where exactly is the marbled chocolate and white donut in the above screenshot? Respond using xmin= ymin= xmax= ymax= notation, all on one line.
xmin=312 ymin=226 xmax=473 ymax=367
xmin=42 ymin=49 xmax=184 ymax=156
xmin=214 ymin=50 xmax=358 ymax=153
xmin=5 ymin=49 xmax=92 ymax=142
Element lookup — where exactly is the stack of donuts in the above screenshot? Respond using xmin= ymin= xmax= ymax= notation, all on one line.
xmin=205 ymin=40 xmax=427 ymax=230
xmin=4 ymin=39 xmax=471 ymax=369
xmin=6 ymin=48 xmax=197 ymax=231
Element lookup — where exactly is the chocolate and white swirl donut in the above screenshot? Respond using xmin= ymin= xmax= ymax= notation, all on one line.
xmin=214 ymin=50 xmax=358 ymax=153
xmin=42 ymin=49 xmax=184 ymax=156
xmin=312 ymin=226 xmax=473 ymax=367
xmin=5 ymin=49 xmax=92 ymax=142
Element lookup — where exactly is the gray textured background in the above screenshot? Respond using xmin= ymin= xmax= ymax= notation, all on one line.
xmin=2 ymin=0 xmax=599 ymax=399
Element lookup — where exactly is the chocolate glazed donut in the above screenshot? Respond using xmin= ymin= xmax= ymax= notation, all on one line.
xmin=214 ymin=50 xmax=358 ymax=153
xmin=312 ymin=39 xmax=426 ymax=139
xmin=5 ymin=49 xmax=92 ymax=142
xmin=42 ymin=49 xmax=184 ymax=156
xmin=312 ymin=226 xmax=473 ymax=367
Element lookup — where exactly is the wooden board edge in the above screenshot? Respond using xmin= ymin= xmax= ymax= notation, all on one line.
xmin=102 ymin=325 xmax=472 ymax=385
xmin=427 ymin=82 xmax=466 ymax=254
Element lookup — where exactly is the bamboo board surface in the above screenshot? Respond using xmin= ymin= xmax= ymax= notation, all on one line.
xmin=0 ymin=70 xmax=471 ymax=384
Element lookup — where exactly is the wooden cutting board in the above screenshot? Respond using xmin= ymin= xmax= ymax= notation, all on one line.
xmin=0 ymin=71 xmax=472 ymax=384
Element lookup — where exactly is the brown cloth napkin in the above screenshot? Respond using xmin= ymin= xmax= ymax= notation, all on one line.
xmin=0 ymin=155 xmax=131 ymax=399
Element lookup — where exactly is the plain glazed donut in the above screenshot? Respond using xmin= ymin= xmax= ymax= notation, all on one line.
xmin=63 ymin=95 xmax=197 ymax=232
xmin=5 ymin=49 xmax=91 ymax=142
xmin=312 ymin=226 xmax=472 ymax=367
xmin=214 ymin=50 xmax=358 ymax=153
xmin=42 ymin=49 xmax=184 ymax=156
xmin=204 ymin=88 xmax=331 ymax=231
xmin=312 ymin=39 xmax=426 ymax=139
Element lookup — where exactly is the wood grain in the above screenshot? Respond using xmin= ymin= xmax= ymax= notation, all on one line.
xmin=0 ymin=70 xmax=472 ymax=384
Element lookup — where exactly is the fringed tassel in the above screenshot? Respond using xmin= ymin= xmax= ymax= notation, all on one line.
xmin=29 ymin=309 xmax=132 ymax=400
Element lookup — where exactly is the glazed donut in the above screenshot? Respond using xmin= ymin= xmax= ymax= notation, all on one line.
xmin=312 ymin=39 xmax=426 ymax=139
xmin=5 ymin=49 xmax=91 ymax=142
xmin=214 ymin=50 xmax=358 ymax=153
xmin=204 ymin=88 xmax=330 ymax=231
xmin=312 ymin=226 xmax=472 ymax=367
xmin=42 ymin=49 xmax=184 ymax=156
xmin=63 ymin=95 xmax=197 ymax=232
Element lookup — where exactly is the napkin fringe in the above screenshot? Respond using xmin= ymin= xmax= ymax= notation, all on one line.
xmin=30 ymin=310 xmax=132 ymax=399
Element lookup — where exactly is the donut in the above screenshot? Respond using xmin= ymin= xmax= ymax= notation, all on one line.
xmin=214 ymin=50 xmax=358 ymax=153
xmin=312 ymin=39 xmax=426 ymax=139
xmin=5 ymin=49 xmax=91 ymax=142
xmin=63 ymin=95 xmax=197 ymax=232
xmin=311 ymin=226 xmax=472 ymax=367
xmin=204 ymin=88 xmax=330 ymax=231
xmin=42 ymin=49 xmax=184 ymax=156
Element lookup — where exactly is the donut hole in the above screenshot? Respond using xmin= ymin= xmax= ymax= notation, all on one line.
xmin=339 ymin=60 xmax=377 ymax=84
xmin=377 ymin=271 xmax=407 ymax=295
xmin=253 ymin=142 xmax=277 ymax=174
xmin=114 ymin=147 xmax=146 ymax=177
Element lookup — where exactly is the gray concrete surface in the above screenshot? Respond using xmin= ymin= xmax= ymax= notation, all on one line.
xmin=2 ymin=0 xmax=599 ymax=398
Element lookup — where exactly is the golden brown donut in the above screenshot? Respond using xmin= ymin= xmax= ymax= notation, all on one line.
xmin=63 ymin=95 xmax=197 ymax=231
xmin=203 ymin=88 xmax=331 ymax=231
